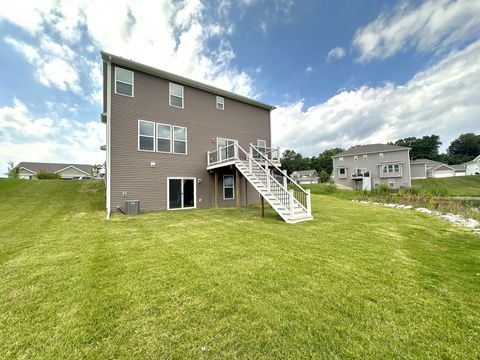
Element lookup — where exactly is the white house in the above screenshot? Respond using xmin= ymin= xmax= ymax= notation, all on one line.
xmin=17 ymin=162 xmax=93 ymax=179
xmin=464 ymin=155 xmax=480 ymax=175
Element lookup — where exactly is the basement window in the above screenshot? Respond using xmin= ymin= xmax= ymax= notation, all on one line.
xmin=223 ymin=175 xmax=234 ymax=200
xmin=115 ymin=67 xmax=134 ymax=97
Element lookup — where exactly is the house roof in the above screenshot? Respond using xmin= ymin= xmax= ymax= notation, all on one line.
xmin=332 ymin=144 xmax=410 ymax=158
xmin=411 ymin=158 xmax=443 ymax=167
xmin=291 ymin=170 xmax=318 ymax=177
xmin=451 ymin=164 xmax=466 ymax=171
xmin=17 ymin=162 xmax=92 ymax=175
xmin=101 ymin=51 xmax=276 ymax=111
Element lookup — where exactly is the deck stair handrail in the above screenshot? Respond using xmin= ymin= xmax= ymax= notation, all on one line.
xmin=207 ymin=142 xmax=312 ymax=223
xmin=249 ymin=144 xmax=310 ymax=211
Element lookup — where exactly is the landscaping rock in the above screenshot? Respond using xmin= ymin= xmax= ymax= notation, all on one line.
xmin=415 ymin=208 xmax=433 ymax=214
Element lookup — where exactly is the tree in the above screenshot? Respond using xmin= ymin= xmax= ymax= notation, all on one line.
xmin=319 ymin=170 xmax=330 ymax=183
xmin=280 ymin=149 xmax=309 ymax=175
xmin=395 ymin=135 xmax=441 ymax=159
xmin=447 ymin=133 xmax=480 ymax=161
xmin=6 ymin=161 xmax=19 ymax=178
xmin=315 ymin=148 xmax=343 ymax=175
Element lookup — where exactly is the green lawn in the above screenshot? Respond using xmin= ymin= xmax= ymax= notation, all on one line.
xmin=1 ymin=179 xmax=479 ymax=358
xmin=412 ymin=175 xmax=480 ymax=196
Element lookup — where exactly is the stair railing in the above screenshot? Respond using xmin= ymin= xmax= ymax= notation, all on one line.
xmin=249 ymin=144 xmax=311 ymax=216
xmin=236 ymin=144 xmax=292 ymax=210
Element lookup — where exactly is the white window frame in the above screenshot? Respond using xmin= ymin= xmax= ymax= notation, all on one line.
xmin=167 ymin=177 xmax=197 ymax=210
xmin=173 ymin=126 xmax=187 ymax=155
xmin=339 ymin=157 xmax=344 ymax=164
xmin=223 ymin=174 xmax=235 ymax=200
xmin=216 ymin=96 xmax=224 ymax=110
xmin=156 ymin=123 xmax=172 ymax=154
xmin=138 ymin=120 xmax=155 ymax=152
xmin=169 ymin=83 xmax=184 ymax=109
xmin=388 ymin=178 xmax=395 ymax=188
xmin=373 ymin=178 xmax=380 ymax=188
xmin=363 ymin=154 xmax=368 ymax=160
xmin=379 ymin=153 xmax=384 ymax=159
xmin=356 ymin=168 xmax=367 ymax=175
xmin=115 ymin=67 xmax=134 ymax=97
xmin=354 ymin=156 xmax=358 ymax=161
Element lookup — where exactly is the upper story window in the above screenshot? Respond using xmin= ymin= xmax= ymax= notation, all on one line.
xmin=339 ymin=157 xmax=344 ymax=164
xmin=115 ymin=67 xmax=134 ymax=97
xmin=216 ymin=96 xmax=224 ymax=110
xmin=169 ymin=83 xmax=184 ymax=108
xmin=173 ymin=126 xmax=187 ymax=154
xmin=138 ymin=120 xmax=155 ymax=151
xmin=354 ymin=156 xmax=358 ymax=161
xmin=156 ymin=123 xmax=172 ymax=153
xmin=363 ymin=154 xmax=368 ymax=160
xmin=382 ymin=163 xmax=400 ymax=173
xmin=339 ymin=168 xmax=346 ymax=175
xmin=257 ymin=139 xmax=266 ymax=154
xmin=379 ymin=153 xmax=384 ymax=159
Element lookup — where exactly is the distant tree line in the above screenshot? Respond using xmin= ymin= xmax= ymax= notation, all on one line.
xmin=281 ymin=132 xmax=479 ymax=179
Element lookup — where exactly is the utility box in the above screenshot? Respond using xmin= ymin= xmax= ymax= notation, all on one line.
xmin=125 ymin=200 xmax=139 ymax=215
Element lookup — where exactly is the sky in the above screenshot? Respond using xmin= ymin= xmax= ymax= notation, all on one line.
xmin=0 ymin=0 xmax=479 ymax=176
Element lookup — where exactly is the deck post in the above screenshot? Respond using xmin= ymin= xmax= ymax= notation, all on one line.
xmin=283 ymin=171 xmax=288 ymax=189
xmin=214 ymin=172 xmax=218 ymax=208
xmin=266 ymin=170 xmax=270 ymax=192
xmin=245 ymin=178 xmax=248 ymax=205
xmin=289 ymin=190 xmax=294 ymax=217
xmin=260 ymin=195 xmax=264 ymax=218
xmin=306 ymin=189 xmax=311 ymax=217
xmin=236 ymin=169 xmax=241 ymax=207
xmin=249 ymin=147 xmax=253 ymax=173
xmin=207 ymin=151 xmax=210 ymax=167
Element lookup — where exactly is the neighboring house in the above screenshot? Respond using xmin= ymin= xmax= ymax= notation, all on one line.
xmin=291 ymin=170 xmax=319 ymax=184
xmin=101 ymin=52 xmax=312 ymax=223
xmin=410 ymin=158 xmax=467 ymax=178
xmin=16 ymin=162 xmax=93 ymax=179
xmin=332 ymin=144 xmax=411 ymax=190
xmin=464 ymin=155 xmax=480 ymax=175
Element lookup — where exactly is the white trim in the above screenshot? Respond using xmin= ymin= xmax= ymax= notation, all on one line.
xmin=173 ymin=125 xmax=188 ymax=155
xmin=55 ymin=165 xmax=91 ymax=176
xmin=223 ymin=174 xmax=235 ymax=200
xmin=106 ymin=59 xmax=112 ymax=219
xmin=114 ymin=67 xmax=134 ymax=97
xmin=138 ymin=119 xmax=155 ymax=152
xmin=167 ymin=177 xmax=197 ymax=210
xmin=216 ymin=137 xmax=238 ymax=161
xmin=216 ymin=96 xmax=224 ymax=110
xmin=156 ymin=123 xmax=172 ymax=153
xmin=388 ymin=178 xmax=396 ymax=188
xmin=169 ymin=82 xmax=184 ymax=109
xmin=353 ymin=155 xmax=358 ymax=161
xmin=18 ymin=167 xmax=37 ymax=175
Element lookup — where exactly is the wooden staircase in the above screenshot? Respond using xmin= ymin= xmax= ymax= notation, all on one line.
xmin=208 ymin=143 xmax=313 ymax=224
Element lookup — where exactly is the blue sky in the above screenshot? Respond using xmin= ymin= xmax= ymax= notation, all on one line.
xmin=0 ymin=0 xmax=479 ymax=175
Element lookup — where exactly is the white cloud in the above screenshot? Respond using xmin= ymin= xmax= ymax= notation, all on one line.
xmin=272 ymin=40 xmax=480 ymax=155
xmin=353 ymin=0 xmax=480 ymax=62
xmin=0 ymin=98 xmax=105 ymax=176
xmin=305 ymin=66 xmax=315 ymax=73
xmin=326 ymin=47 xmax=346 ymax=62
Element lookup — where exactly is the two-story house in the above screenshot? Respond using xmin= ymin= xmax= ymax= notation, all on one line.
xmin=101 ymin=52 xmax=312 ymax=223
xmin=331 ymin=144 xmax=412 ymax=190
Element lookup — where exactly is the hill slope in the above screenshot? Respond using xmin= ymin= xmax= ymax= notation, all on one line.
xmin=412 ymin=176 xmax=480 ymax=196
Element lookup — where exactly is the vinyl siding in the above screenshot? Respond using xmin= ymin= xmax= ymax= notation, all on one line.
xmin=109 ymin=64 xmax=267 ymax=212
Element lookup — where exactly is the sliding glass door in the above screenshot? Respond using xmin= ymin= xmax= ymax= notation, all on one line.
xmin=168 ymin=178 xmax=196 ymax=210
xmin=217 ymin=138 xmax=237 ymax=161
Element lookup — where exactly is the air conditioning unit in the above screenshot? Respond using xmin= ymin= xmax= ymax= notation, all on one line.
xmin=125 ymin=200 xmax=139 ymax=215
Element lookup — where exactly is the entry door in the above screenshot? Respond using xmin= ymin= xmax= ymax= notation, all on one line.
xmin=217 ymin=138 xmax=237 ymax=161
xmin=168 ymin=178 xmax=195 ymax=210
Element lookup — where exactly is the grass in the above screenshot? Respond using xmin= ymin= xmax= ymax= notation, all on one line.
xmin=1 ymin=179 xmax=480 ymax=358
xmin=412 ymin=176 xmax=480 ymax=197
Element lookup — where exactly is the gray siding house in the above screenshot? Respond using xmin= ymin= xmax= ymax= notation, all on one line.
xmin=410 ymin=158 xmax=468 ymax=178
xmin=291 ymin=170 xmax=319 ymax=184
xmin=332 ymin=144 xmax=412 ymax=190
xmin=101 ymin=52 xmax=312 ymax=223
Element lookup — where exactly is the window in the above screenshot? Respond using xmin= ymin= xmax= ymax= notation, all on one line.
xmin=173 ymin=126 xmax=187 ymax=154
xmin=379 ymin=153 xmax=384 ymax=159
xmin=388 ymin=179 xmax=395 ymax=188
xmin=339 ymin=168 xmax=346 ymax=175
xmin=356 ymin=168 xmax=367 ymax=175
xmin=138 ymin=120 xmax=155 ymax=151
xmin=339 ymin=157 xmax=344 ymax=164
xmin=169 ymin=83 xmax=184 ymax=108
xmin=216 ymin=96 xmax=224 ymax=110
xmin=394 ymin=164 xmax=400 ymax=172
xmin=354 ymin=156 xmax=358 ymax=161
xmin=373 ymin=178 xmax=380 ymax=188
xmin=115 ymin=67 xmax=134 ymax=97
xmin=363 ymin=154 xmax=368 ymax=160
xmin=382 ymin=164 xmax=401 ymax=174
xmin=156 ymin=123 xmax=171 ymax=153
xmin=223 ymin=175 xmax=234 ymax=200
xmin=257 ymin=139 xmax=266 ymax=154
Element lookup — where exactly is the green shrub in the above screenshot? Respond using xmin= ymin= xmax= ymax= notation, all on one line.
xmin=319 ymin=170 xmax=330 ymax=183
xmin=37 ymin=171 xmax=60 ymax=180
xmin=378 ymin=183 xmax=390 ymax=194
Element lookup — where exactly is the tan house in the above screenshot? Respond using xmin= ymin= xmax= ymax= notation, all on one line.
xmin=16 ymin=162 xmax=93 ymax=179
xmin=101 ymin=52 xmax=312 ymax=223
xmin=332 ymin=144 xmax=412 ymax=190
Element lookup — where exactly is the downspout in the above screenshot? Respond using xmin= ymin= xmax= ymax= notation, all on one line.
xmin=106 ymin=57 xmax=112 ymax=220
